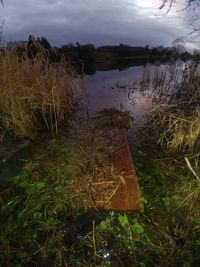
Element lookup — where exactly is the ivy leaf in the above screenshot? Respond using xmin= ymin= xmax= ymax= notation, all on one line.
xmin=35 ymin=182 xmax=45 ymax=190
xmin=118 ymin=215 xmax=129 ymax=227
xmin=132 ymin=222 xmax=144 ymax=234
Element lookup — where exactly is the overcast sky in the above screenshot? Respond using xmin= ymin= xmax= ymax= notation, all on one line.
xmin=0 ymin=0 xmax=199 ymax=49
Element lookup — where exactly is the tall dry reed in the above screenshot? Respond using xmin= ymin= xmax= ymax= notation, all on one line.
xmin=142 ymin=61 xmax=200 ymax=151
xmin=150 ymin=106 xmax=200 ymax=151
xmin=0 ymin=50 xmax=76 ymax=140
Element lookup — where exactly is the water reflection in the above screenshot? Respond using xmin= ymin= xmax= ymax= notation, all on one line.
xmin=77 ymin=60 xmax=190 ymax=128
xmin=78 ymin=64 xmax=153 ymax=126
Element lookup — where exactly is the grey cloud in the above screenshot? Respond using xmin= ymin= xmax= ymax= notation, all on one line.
xmin=0 ymin=0 xmax=193 ymax=47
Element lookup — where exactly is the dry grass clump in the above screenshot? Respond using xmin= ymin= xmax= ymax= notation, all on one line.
xmin=0 ymin=50 xmax=76 ymax=140
xmin=151 ymin=106 xmax=200 ymax=151
xmin=61 ymin=128 xmax=126 ymax=211
xmin=69 ymin=164 xmax=122 ymax=209
xmin=143 ymin=61 xmax=200 ymax=152
xmin=95 ymin=108 xmax=132 ymax=129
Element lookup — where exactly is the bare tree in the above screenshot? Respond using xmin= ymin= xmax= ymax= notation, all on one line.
xmin=160 ymin=0 xmax=199 ymax=12
xmin=160 ymin=0 xmax=200 ymax=42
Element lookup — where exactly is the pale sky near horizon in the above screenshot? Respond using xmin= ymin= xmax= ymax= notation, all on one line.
xmin=0 ymin=0 xmax=199 ymax=50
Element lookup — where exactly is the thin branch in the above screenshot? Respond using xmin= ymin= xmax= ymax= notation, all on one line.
xmin=176 ymin=0 xmax=194 ymax=12
xmin=159 ymin=0 xmax=174 ymax=14
xmin=184 ymin=157 xmax=200 ymax=181
xmin=168 ymin=11 xmax=200 ymax=42
xmin=160 ymin=0 xmax=199 ymax=13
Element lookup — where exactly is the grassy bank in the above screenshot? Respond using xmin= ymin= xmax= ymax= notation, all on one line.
xmin=0 ymin=58 xmax=200 ymax=266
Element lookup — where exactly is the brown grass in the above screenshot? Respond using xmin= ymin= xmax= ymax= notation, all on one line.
xmin=143 ymin=61 xmax=200 ymax=152
xmin=150 ymin=106 xmax=200 ymax=151
xmin=0 ymin=50 xmax=76 ymax=140
xmin=95 ymin=108 xmax=132 ymax=129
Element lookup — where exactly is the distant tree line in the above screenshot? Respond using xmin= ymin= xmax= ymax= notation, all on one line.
xmin=5 ymin=35 xmax=198 ymax=74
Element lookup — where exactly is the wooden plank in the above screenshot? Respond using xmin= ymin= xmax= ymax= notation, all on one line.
xmin=93 ymin=132 xmax=143 ymax=211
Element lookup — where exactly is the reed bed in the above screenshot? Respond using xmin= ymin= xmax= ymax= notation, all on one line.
xmin=0 ymin=50 xmax=76 ymax=140
xmin=141 ymin=61 xmax=200 ymax=152
xmin=150 ymin=106 xmax=200 ymax=151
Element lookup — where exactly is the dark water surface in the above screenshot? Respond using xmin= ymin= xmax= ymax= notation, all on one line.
xmin=78 ymin=64 xmax=154 ymax=127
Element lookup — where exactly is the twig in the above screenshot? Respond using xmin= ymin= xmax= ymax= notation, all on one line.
xmin=92 ymin=220 xmax=96 ymax=260
xmin=159 ymin=0 xmax=174 ymax=14
xmin=92 ymin=181 xmax=117 ymax=186
xmin=107 ymin=184 xmax=120 ymax=202
xmin=184 ymin=156 xmax=200 ymax=181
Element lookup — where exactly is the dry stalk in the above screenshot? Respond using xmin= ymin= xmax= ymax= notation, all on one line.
xmin=0 ymin=50 xmax=76 ymax=139
xmin=151 ymin=106 xmax=200 ymax=151
xmin=178 ymin=157 xmax=200 ymax=209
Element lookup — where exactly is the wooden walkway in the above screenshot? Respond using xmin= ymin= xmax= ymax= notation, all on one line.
xmin=93 ymin=132 xmax=143 ymax=211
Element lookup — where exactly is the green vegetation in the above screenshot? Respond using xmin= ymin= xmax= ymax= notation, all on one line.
xmin=1 ymin=136 xmax=200 ymax=266
xmin=0 ymin=142 xmax=76 ymax=267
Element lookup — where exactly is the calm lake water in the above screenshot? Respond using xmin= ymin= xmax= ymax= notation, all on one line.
xmin=78 ymin=64 xmax=154 ymax=127
xmin=76 ymin=60 xmax=188 ymax=129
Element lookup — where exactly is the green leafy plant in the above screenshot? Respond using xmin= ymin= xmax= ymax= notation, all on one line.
xmin=0 ymin=141 xmax=80 ymax=267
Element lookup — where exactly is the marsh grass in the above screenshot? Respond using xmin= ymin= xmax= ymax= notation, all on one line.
xmin=0 ymin=49 xmax=76 ymax=140
xmin=150 ymin=106 xmax=200 ymax=151
xmin=140 ymin=61 xmax=200 ymax=151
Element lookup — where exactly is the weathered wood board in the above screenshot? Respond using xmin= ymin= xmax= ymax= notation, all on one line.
xmin=93 ymin=132 xmax=143 ymax=211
